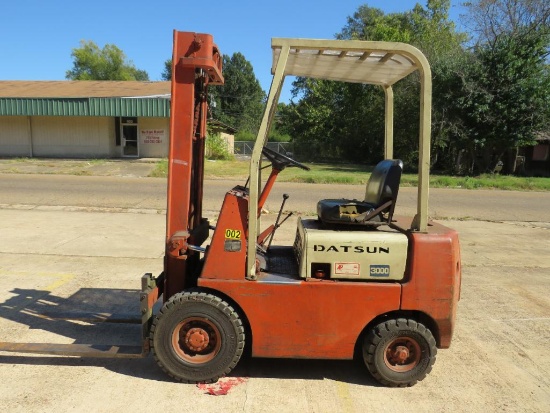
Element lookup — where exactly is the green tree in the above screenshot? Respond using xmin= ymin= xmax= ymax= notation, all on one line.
xmin=282 ymin=1 xmax=468 ymax=167
xmin=408 ymin=1 xmax=470 ymax=170
xmin=161 ymin=59 xmax=172 ymax=81
xmin=66 ymin=40 xmax=149 ymax=81
xmin=456 ymin=28 xmax=549 ymax=172
xmin=455 ymin=0 xmax=550 ymax=173
xmin=162 ymin=53 xmax=265 ymax=134
xmin=337 ymin=6 xmax=412 ymax=43
xmin=209 ymin=52 xmax=265 ymax=133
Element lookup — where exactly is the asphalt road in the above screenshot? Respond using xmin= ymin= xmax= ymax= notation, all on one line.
xmin=1 ymin=173 xmax=549 ymax=222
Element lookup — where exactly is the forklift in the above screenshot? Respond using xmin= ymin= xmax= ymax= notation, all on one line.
xmin=0 ymin=31 xmax=461 ymax=387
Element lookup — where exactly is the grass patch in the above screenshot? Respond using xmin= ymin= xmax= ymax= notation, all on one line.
xmin=1 ymin=157 xmax=105 ymax=164
xmin=205 ymin=159 xmax=249 ymax=178
xmin=149 ymin=159 xmax=245 ymax=178
xmin=84 ymin=159 xmax=106 ymax=165
xmin=401 ymin=173 xmax=550 ymax=190
xmin=1 ymin=157 xmax=33 ymax=163
xmin=424 ymin=174 xmax=550 ymax=191
xmin=149 ymin=159 xmax=169 ymax=178
xmin=149 ymin=158 xmax=550 ymax=191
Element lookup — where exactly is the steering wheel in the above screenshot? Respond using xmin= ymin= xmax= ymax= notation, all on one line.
xmin=261 ymin=146 xmax=310 ymax=171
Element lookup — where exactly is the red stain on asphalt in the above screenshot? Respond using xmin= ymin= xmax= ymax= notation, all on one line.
xmin=197 ymin=377 xmax=247 ymax=396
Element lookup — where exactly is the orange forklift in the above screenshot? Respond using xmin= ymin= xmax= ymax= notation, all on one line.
xmin=0 ymin=31 xmax=461 ymax=387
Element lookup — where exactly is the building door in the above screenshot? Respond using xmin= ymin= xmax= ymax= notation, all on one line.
xmin=121 ymin=117 xmax=138 ymax=157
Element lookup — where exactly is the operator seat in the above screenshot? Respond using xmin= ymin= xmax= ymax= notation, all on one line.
xmin=316 ymin=159 xmax=403 ymax=226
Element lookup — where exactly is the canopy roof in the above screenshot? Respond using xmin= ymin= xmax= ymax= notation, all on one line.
xmin=271 ymin=38 xmax=425 ymax=86
xmin=248 ymin=37 xmax=433 ymax=278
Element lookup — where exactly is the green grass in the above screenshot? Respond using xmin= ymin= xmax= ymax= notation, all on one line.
xmin=2 ymin=157 xmax=105 ymax=165
xmin=84 ymin=159 xmax=106 ymax=165
xmin=427 ymin=174 xmax=550 ymax=191
xmin=149 ymin=159 xmax=169 ymax=178
xmin=149 ymin=158 xmax=550 ymax=191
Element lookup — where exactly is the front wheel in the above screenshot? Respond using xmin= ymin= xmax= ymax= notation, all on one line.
xmin=363 ymin=318 xmax=437 ymax=387
xmin=150 ymin=291 xmax=245 ymax=383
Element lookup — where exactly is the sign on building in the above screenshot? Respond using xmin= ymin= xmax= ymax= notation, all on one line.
xmin=141 ymin=129 xmax=165 ymax=144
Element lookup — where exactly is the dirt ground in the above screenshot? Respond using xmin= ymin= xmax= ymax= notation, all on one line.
xmin=0 ymin=200 xmax=548 ymax=412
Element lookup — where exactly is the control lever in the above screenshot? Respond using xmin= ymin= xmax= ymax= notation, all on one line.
xmin=266 ymin=194 xmax=293 ymax=250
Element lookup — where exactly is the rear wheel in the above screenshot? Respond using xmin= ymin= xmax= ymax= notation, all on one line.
xmin=150 ymin=291 xmax=244 ymax=383
xmin=363 ymin=318 xmax=437 ymax=387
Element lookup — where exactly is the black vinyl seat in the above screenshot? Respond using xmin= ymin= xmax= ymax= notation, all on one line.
xmin=317 ymin=159 xmax=403 ymax=226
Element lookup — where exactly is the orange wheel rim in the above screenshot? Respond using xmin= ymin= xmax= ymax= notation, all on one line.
xmin=383 ymin=337 xmax=422 ymax=372
xmin=171 ymin=317 xmax=221 ymax=364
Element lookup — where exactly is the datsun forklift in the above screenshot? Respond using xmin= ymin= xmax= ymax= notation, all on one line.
xmin=0 ymin=31 xmax=461 ymax=387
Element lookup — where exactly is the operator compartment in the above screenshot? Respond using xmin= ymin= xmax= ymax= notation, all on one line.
xmin=294 ymin=218 xmax=408 ymax=281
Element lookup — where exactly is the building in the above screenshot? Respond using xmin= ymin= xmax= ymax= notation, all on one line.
xmin=0 ymin=81 xmax=171 ymax=158
xmin=522 ymin=132 xmax=550 ymax=177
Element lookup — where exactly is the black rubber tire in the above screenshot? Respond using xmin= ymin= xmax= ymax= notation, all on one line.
xmin=363 ymin=318 xmax=437 ymax=387
xmin=150 ymin=291 xmax=245 ymax=383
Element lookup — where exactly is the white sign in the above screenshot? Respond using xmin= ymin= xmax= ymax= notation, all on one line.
xmin=141 ymin=129 xmax=165 ymax=144
xmin=334 ymin=262 xmax=360 ymax=276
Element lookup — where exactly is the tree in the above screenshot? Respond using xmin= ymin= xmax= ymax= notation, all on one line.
xmin=209 ymin=52 xmax=265 ymax=133
xmin=462 ymin=0 xmax=550 ymax=45
xmin=161 ymin=53 xmax=265 ymax=134
xmin=456 ymin=28 xmax=550 ymax=172
xmin=66 ymin=40 xmax=149 ymax=81
xmin=282 ymin=1 xmax=469 ymax=167
xmin=161 ymin=59 xmax=172 ymax=81
xmin=337 ymin=6 xmax=412 ymax=43
xmin=455 ymin=0 xmax=550 ymax=173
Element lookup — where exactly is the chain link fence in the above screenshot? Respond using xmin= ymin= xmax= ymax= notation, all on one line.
xmin=233 ymin=141 xmax=295 ymax=158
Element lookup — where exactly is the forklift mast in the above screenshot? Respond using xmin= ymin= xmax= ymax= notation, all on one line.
xmin=164 ymin=31 xmax=224 ymax=300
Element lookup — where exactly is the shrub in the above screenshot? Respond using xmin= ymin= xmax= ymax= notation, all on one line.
xmin=206 ymin=133 xmax=234 ymax=160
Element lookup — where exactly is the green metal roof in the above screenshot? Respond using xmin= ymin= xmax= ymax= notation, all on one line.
xmin=0 ymin=97 xmax=170 ymax=117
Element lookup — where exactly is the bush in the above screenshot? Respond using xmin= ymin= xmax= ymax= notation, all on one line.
xmin=268 ymin=129 xmax=292 ymax=142
xmin=235 ymin=130 xmax=256 ymax=141
xmin=206 ymin=133 xmax=234 ymax=160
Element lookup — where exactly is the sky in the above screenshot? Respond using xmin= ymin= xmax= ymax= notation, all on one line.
xmin=1 ymin=1 xmax=466 ymax=102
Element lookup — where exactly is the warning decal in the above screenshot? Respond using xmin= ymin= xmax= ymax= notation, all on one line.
xmin=334 ymin=262 xmax=360 ymax=276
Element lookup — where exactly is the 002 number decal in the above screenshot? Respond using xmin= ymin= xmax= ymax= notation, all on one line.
xmin=225 ymin=229 xmax=242 ymax=240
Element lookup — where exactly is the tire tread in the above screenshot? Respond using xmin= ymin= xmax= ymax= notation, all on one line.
xmin=363 ymin=318 xmax=437 ymax=387
xmin=150 ymin=290 xmax=244 ymax=383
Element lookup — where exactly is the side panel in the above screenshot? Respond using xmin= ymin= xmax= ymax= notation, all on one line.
xmin=298 ymin=218 xmax=408 ymax=280
xmin=401 ymin=223 xmax=461 ymax=348
xmin=201 ymin=189 xmax=248 ymax=280
xmin=198 ymin=278 xmax=401 ymax=359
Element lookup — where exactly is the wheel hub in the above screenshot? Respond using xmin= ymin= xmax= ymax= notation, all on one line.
xmin=384 ymin=337 xmax=422 ymax=372
xmin=392 ymin=345 xmax=410 ymax=363
xmin=185 ymin=327 xmax=210 ymax=352
xmin=171 ymin=317 xmax=221 ymax=364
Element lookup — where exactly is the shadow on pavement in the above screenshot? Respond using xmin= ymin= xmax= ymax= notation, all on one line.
xmin=0 ymin=286 xmax=380 ymax=386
